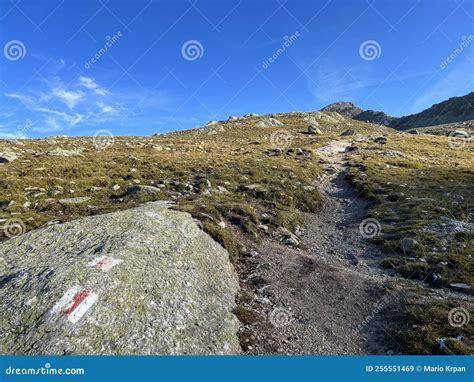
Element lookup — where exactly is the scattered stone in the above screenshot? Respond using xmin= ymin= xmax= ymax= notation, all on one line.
xmin=425 ymin=218 xmax=473 ymax=236
xmin=340 ymin=129 xmax=355 ymax=136
xmin=408 ymin=129 xmax=419 ymax=135
xmin=387 ymin=192 xmax=404 ymax=202
xmin=112 ymin=184 xmax=121 ymax=191
xmin=215 ymin=186 xmax=230 ymax=194
xmin=126 ymin=185 xmax=161 ymax=195
xmin=255 ymin=117 xmax=283 ymax=128
xmin=58 ymin=197 xmax=91 ymax=205
xmin=307 ymin=125 xmax=322 ymax=135
xmin=0 ymin=152 xmax=19 ymax=163
xmin=374 ymin=136 xmax=388 ymax=144
xmin=400 ymin=238 xmax=418 ymax=254
xmin=275 ymin=227 xmax=300 ymax=247
xmin=447 ymin=283 xmax=471 ymax=291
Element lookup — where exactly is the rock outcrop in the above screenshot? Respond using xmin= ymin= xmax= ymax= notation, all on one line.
xmin=0 ymin=202 xmax=240 ymax=355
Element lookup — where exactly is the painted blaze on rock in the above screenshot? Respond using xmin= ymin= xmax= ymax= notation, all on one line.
xmin=0 ymin=202 xmax=240 ymax=355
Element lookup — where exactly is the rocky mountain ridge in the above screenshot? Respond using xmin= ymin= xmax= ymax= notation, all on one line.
xmin=321 ymin=91 xmax=474 ymax=129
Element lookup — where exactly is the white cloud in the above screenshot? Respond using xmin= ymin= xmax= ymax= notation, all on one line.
xmin=51 ymin=87 xmax=83 ymax=109
xmin=79 ymin=76 xmax=98 ymax=90
xmin=97 ymin=102 xmax=116 ymax=114
xmin=79 ymin=76 xmax=108 ymax=96
xmin=2 ymin=74 xmax=170 ymax=136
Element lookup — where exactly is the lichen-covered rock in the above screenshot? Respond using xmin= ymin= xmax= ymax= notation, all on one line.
xmin=0 ymin=202 xmax=240 ymax=355
xmin=0 ymin=151 xmax=19 ymax=163
xmin=255 ymin=117 xmax=283 ymax=127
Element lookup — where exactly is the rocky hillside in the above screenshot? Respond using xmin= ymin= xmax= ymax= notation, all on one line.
xmin=0 ymin=109 xmax=472 ymax=355
xmin=391 ymin=92 xmax=474 ymax=130
xmin=321 ymin=92 xmax=474 ymax=129
xmin=320 ymin=102 xmax=364 ymax=118
xmin=320 ymin=102 xmax=396 ymax=126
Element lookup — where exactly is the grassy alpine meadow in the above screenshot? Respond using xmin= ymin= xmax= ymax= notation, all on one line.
xmin=347 ymin=133 xmax=473 ymax=354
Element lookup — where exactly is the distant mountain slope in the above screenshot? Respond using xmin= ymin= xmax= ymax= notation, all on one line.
xmin=390 ymin=92 xmax=474 ymax=130
xmin=320 ymin=102 xmax=395 ymax=127
xmin=320 ymin=102 xmax=363 ymax=118
xmin=321 ymin=92 xmax=474 ymax=129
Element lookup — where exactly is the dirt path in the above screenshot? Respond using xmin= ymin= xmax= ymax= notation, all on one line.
xmin=238 ymin=139 xmax=405 ymax=355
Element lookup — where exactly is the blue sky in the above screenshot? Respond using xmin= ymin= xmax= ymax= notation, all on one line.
xmin=0 ymin=0 xmax=473 ymax=138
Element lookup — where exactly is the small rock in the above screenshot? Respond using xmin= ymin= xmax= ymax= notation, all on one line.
xmin=448 ymin=283 xmax=471 ymax=291
xmin=59 ymin=197 xmax=91 ymax=205
xmin=374 ymin=136 xmax=388 ymax=144
xmin=276 ymin=227 xmax=300 ymax=247
xmin=0 ymin=152 xmax=19 ymax=163
xmin=255 ymin=117 xmax=283 ymax=128
xmin=387 ymin=192 xmax=404 ymax=202
xmin=126 ymin=185 xmax=161 ymax=195
xmin=340 ymin=129 xmax=355 ymax=136
xmin=307 ymin=125 xmax=322 ymax=135
xmin=400 ymin=238 xmax=418 ymax=254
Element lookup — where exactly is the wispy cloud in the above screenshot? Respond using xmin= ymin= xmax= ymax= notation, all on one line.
xmin=2 ymin=74 xmax=137 ymax=135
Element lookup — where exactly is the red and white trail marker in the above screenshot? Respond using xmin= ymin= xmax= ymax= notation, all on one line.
xmin=51 ymin=286 xmax=98 ymax=324
xmin=88 ymin=256 xmax=123 ymax=272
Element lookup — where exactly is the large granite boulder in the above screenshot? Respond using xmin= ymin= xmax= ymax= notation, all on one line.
xmin=0 ymin=202 xmax=240 ymax=355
